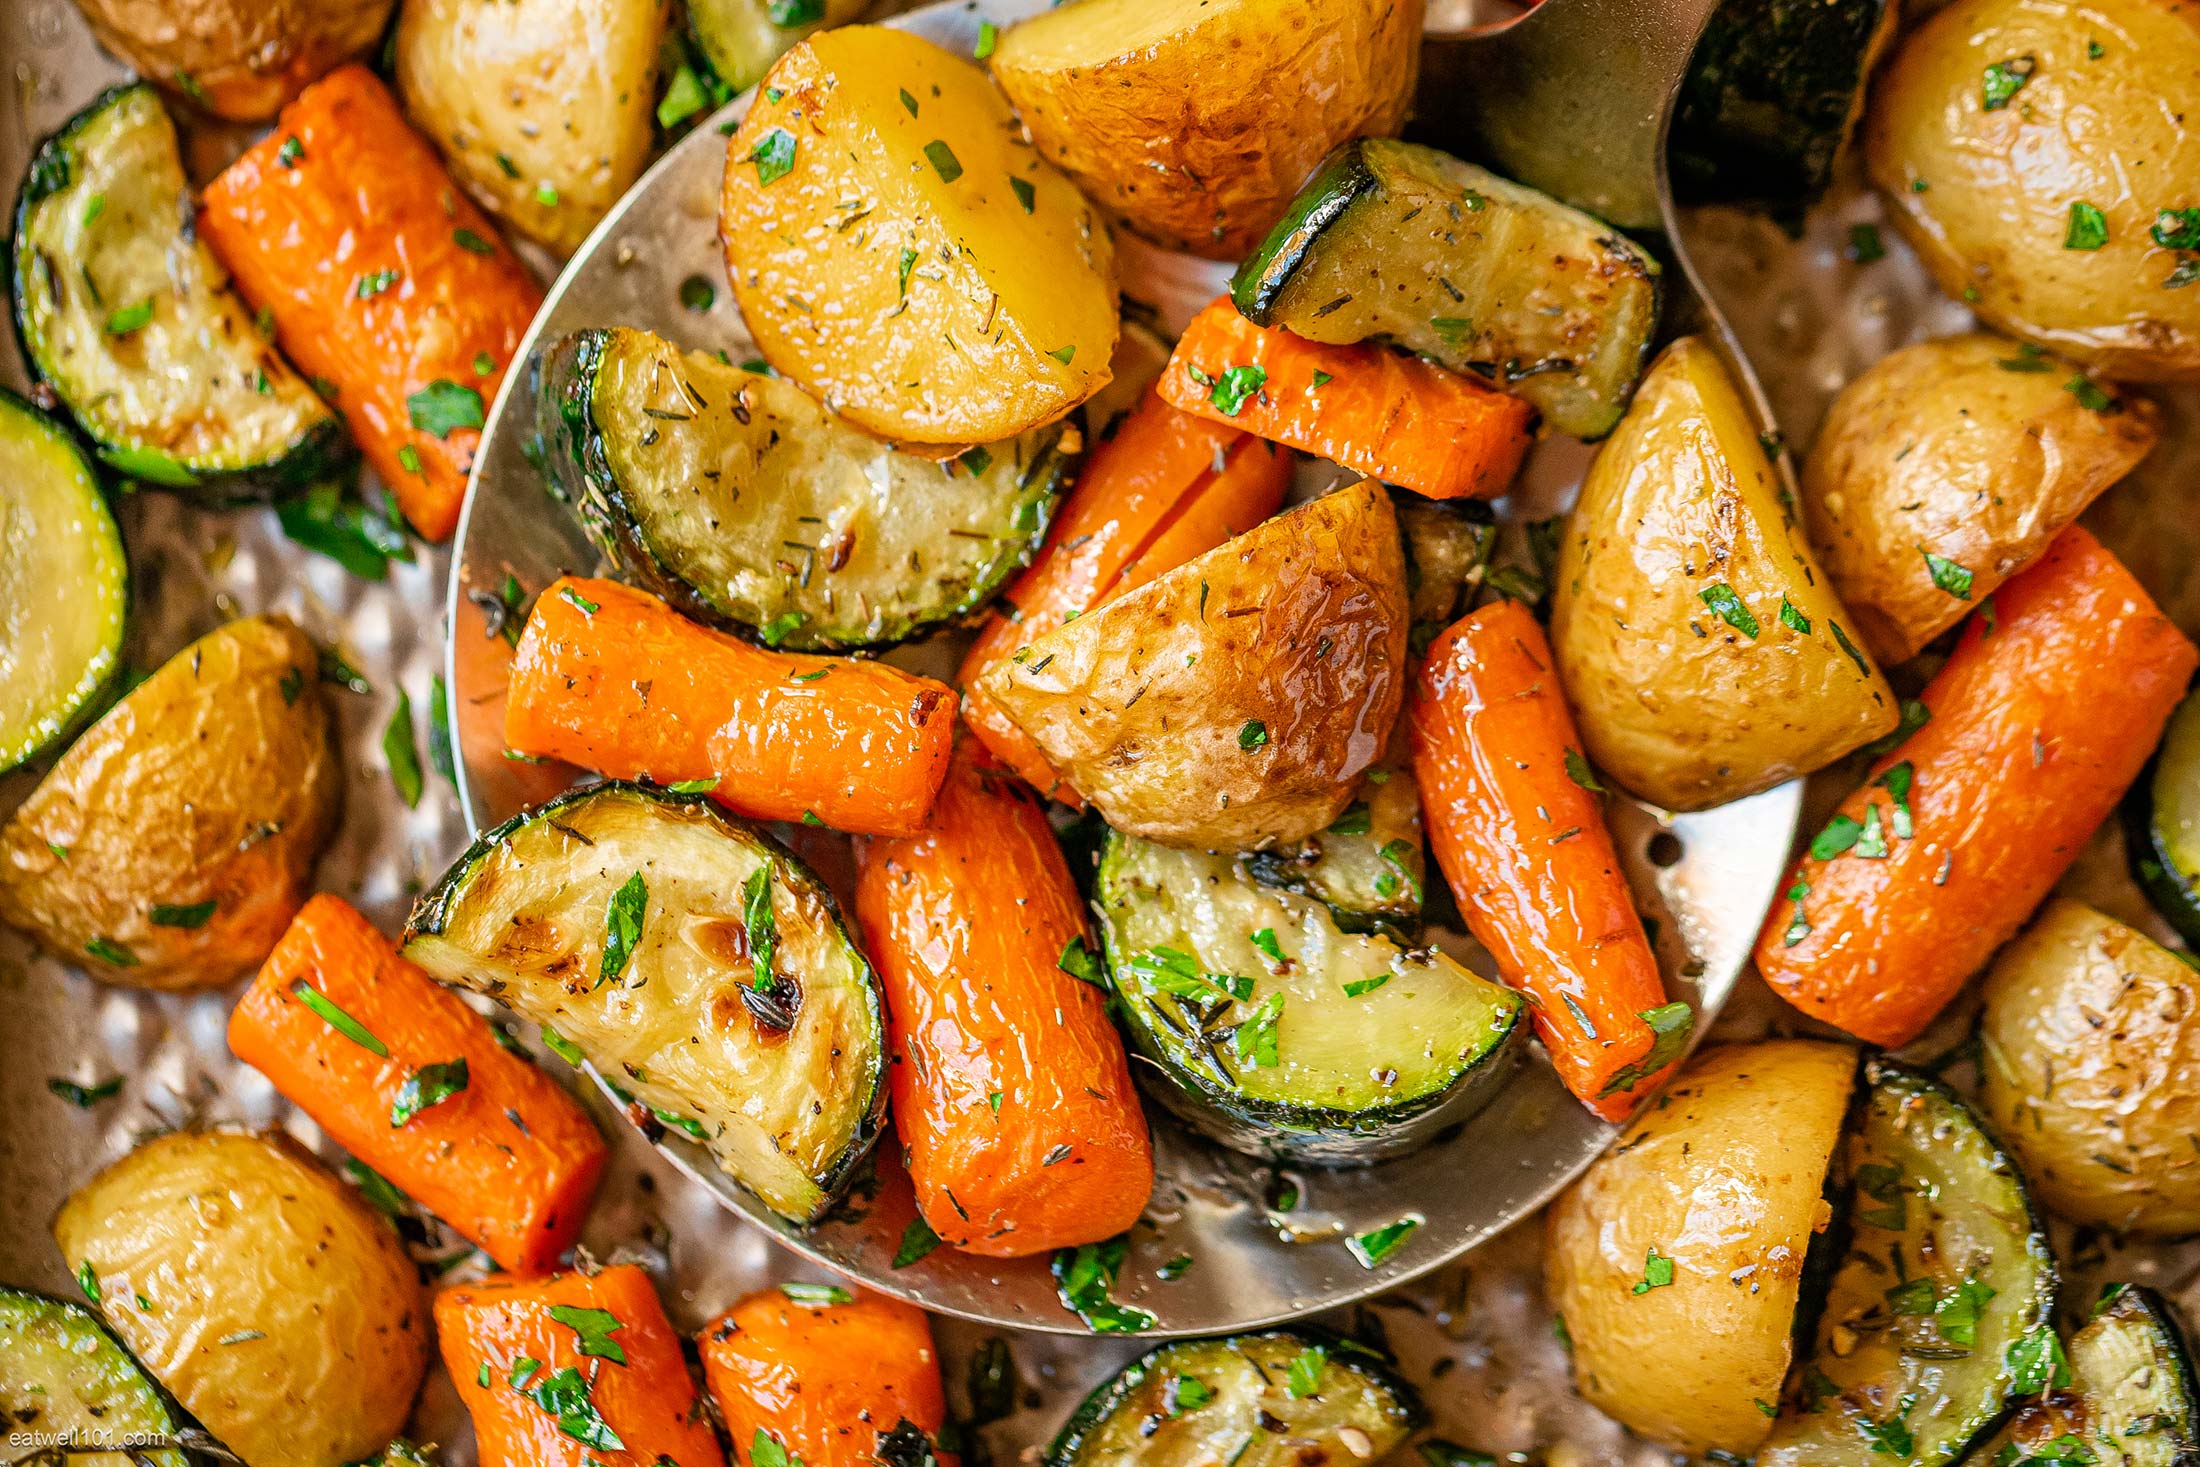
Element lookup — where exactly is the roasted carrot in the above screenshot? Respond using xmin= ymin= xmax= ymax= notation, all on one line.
xmin=507 ymin=577 xmax=956 ymax=837
xmin=854 ymin=745 xmax=1152 ymax=1256
xmin=1158 ymin=297 xmax=1535 ymax=500
xmin=958 ymin=387 xmax=1291 ymax=795
xmin=1408 ymin=600 xmax=1678 ymax=1120
xmin=229 ymin=895 xmax=606 ymax=1273
xmin=438 ymin=1265 xmax=724 ymax=1467
xmin=1757 ymin=526 xmax=2197 ymax=1047
xmin=702 ymin=1288 xmax=951 ymax=1467
xmin=197 ymin=65 xmax=544 ymax=541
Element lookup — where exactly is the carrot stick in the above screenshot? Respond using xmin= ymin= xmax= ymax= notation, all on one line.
xmin=197 ymin=65 xmax=544 ymax=541
xmin=506 ymin=577 xmax=956 ymax=837
xmin=702 ymin=1288 xmax=952 ymax=1467
xmin=1756 ymin=525 xmax=2197 ymax=1047
xmin=854 ymin=745 xmax=1152 ymax=1256
xmin=438 ymin=1266 xmax=724 ymax=1467
xmin=1408 ymin=600 xmax=1677 ymax=1120
xmin=228 ymin=895 xmax=605 ymax=1274
xmin=1158 ymin=297 xmax=1535 ymax=500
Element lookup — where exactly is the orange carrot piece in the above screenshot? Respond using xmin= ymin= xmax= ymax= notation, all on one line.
xmin=197 ymin=65 xmax=544 ymax=541
xmin=854 ymin=746 xmax=1153 ymax=1256
xmin=1159 ymin=297 xmax=1535 ymax=500
xmin=1409 ymin=601 xmax=1675 ymax=1120
xmin=506 ymin=577 xmax=956 ymax=837
xmin=438 ymin=1266 xmax=723 ymax=1467
xmin=1756 ymin=526 xmax=2197 ymax=1047
xmin=228 ymin=895 xmax=605 ymax=1273
xmin=702 ymin=1289 xmax=952 ymax=1467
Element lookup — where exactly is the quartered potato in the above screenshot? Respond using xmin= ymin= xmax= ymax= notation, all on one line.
xmin=67 ymin=0 xmax=393 ymax=120
xmin=720 ymin=26 xmax=1118 ymax=444
xmin=396 ymin=0 xmax=671 ymax=254
xmin=52 ymin=1131 xmax=429 ymax=1467
xmin=991 ymin=0 xmax=1422 ymax=259
xmin=1803 ymin=332 xmax=2158 ymax=665
xmin=1545 ymin=1040 xmax=1857 ymax=1460
xmin=1551 ymin=337 xmax=1899 ymax=811
xmin=977 ymin=480 xmax=1409 ymax=850
xmin=0 ymin=615 xmax=342 ymax=990
xmin=1867 ymin=0 xmax=2200 ymax=381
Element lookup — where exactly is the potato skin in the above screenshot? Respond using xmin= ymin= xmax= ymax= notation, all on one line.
xmin=991 ymin=0 xmax=1422 ymax=259
xmin=1981 ymin=898 xmax=2200 ymax=1237
xmin=396 ymin=0 xmax=670 ymax=254
xmin=52 ymin=1131 xmax=429 ymax=1467
xmin=1545 ymin=1040 xmax=1857 ymax=1459
xmin=1803 ymin=333 xmax=2159 ymax=665
xmin=0 ymin=615 xmax=342 ymax=990
xmin=1866 ymin=0 xmax=2200 ymax=382
xmin=70 ymin=0 xmax=393 ymax=121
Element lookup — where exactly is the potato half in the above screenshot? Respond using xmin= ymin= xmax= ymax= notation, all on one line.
xmin=68 ymin=0 xmax=393 ymax=121
xmin=1803 ymin=332 xmax=2159 ymax=665
xmin=720 ymin=26 xmax=1118 ymax=444
xmin=0 ymin=615 xmax=342 ymax=989
xmin=52 ymin=1131 xmax=428 ymax=1467
xmin=1982 ymin=898 xmax=2200 ymax=1237
xmin=990 ymin=0 xmax=1422 ymax=259
xmin=978 ymin=479 xmax=1406 ymax=850
xmin=1545 ymin=1040 xmax=1858 ymax=1459
xmin=1866 ymin=0 xmax=2200 ymax=382
xmin=1550 ymin=336 xmax=1899 ymax=811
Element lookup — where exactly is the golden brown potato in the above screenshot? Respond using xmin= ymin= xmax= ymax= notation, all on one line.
xmin=1551 ymin=337 xmax=1900 ymax=810
xmin=720 ymin=26 xmax=1118 ymax=444
xmin=0 ymin=616 xmax=341 ymax=990
xmin=1866 ymin=0 xmax=2200 ymax=381
xmin=1545 ymin=1040 xmax=1858 ymax=1459
xmin=52 ymin=1131 xmax=429 ymax=1467
xmin=1803 ymin=333 xmax=2159 ymax=665
xmin=1980 ymin=898 xmax=2200 ymax=1236
xmin=990 ymin=0 xmax=1421 ymax=259
xmin=396 ymin=0 xmax=670 ymax=254
xmin=978 ymin=479 xmax=1406 ymax=850
xmin=70 ymin=0 xmax=393 ymax=121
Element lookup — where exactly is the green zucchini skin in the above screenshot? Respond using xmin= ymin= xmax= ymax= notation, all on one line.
xmin=1045 ymin=1328 xmax=1423 ymax=1467
xmin=531 ymin=327 xmax=1072 ymax=651
xmin=2124 ymin=687 xmax=2200 ymax=948
xmin=1962 ymin=1284 xmax=2200 ymax=1467
xmin=11 ymin=85 xmax=352 ymax=503
xmin=0 ymin=1285 xmax=195 ymax=1466
xmin=1239 ymin=751 xmax=1424 ymax=937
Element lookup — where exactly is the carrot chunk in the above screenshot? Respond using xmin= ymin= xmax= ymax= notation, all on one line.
xmin=703 ymin=1289 xmax=952 ymax=1467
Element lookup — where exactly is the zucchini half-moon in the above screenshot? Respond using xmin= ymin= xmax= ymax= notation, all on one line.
xmin=0 ymin=1284 xmax=194 ymax=1466
xmin=1231 ymin=138 xmax=1660 ymax=440
xmin=532 ymin=327 xmax=1073 ymax=650
xmin=1094 ymin=828 xmax=1524 ymax=1165
xmin=403 ymin=782 xmax=888 ymax=1224
xmin=1967 ymin=1283 xmax=2200 ymax=1467
xmin=1239 ymin=750 xmax=1425 ymax=936
xmin=10 ymin=85 xmax=351 ymax=501
xmin=2125 ymin=687 xmax=2200 ymax=949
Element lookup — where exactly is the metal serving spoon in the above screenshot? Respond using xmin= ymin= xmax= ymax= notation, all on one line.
xmin=447 ymin=0 xmax=1802 ymax=1335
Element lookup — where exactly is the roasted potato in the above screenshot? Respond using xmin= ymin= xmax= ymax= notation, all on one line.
xmin=978 ymin=479 xmax=1407 ymax=850
xmin=52 ymin=1131 xmax=429 ymax=1467
xmin=395 ymin=0 xmax=671 ymax=254
xmin=1803 ymin=333 xmax=2159 ymax=665
xmin=0 ymin=615 xmax=342 ymax=990
xmin=990 ymin=0 xmax=1422 ymax=259
xmin=1866 ymin=0 xmax=2200 ymax=382
xmin=69 ymin=0 xmax=393 ymax=121
xmin=1550 ymin=337 xmax=1900 ymax=811
xmin=1545 ymin=1040 xmax=1858 ymax=1459
xmin=1981 ymin=898 xmax=2200 ymax=1237
xmin=720 ymin=26 xmax=1118 ymax=444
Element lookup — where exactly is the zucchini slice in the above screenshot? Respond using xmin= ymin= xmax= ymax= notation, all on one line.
xmin=403 ymin=782 xmax=888 ymax=1224
xmin=2125 ymin=687 xmax=2200 ymax=949
xmin=0 ymin=387 xmax=128 ymax=773
xmin=1240 ymin=751 xmax=1424 ymax=935
xmin=1760 ymin=1058 xmax=2057 ymax=1467
xmin=687 ymin=0 xmax=867 ymax=96
xmin=1045 ymin=1329 xmax=1423 ymax=1467
xmin=1968 ymin=1284 xmax=2200 ymax=1467
xmin=0 ymin=1285 xmax=192 ymax=1466
xmin=533 ymin=327 xmax=1071 ymax=650
xmin=1231 ymin=138 xmax=1661 ymax=440
xmin=11 ymin=85 xmax=350 ymax=501
xmin=1398 ymin=493 xmax=1496 ymax=655
xmin=1094 ymin=829 xmax=1525 ymax=1165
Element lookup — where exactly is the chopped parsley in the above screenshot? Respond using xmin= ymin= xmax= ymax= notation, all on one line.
xmin=1564 ymin=748 xmax=1605 ymax=793
xmin=1057 ymin=934 xmax=1105 ymax=987
xmin=1008 ymin=175 xmax=1035 ymax=213
xmin=1698 ymin=582 xmax=1760 ymax=639
xmin=1846 ymin=223 xmax=1885 ymax=263
xmin=1053 ymin=1236 xmax=1157 ymax=1332
xmin=781 ymin=1281 xmax=853 ymax=1306
xmin=1779 ymin=596 xmax=1812 ymax=634
xmin=1597 ymin=1002 xmax=1694 ymax=1098
xmin=1208 ymin=364 xmax=1267 ymax=416
xmin=406 ymin=380 xmax=485 ymax=437
xmin=1232 ymin=992 xmax=1284 ymax=1069
xmin=355 ymin=268 xmax=400 ymax=299
xmin=1346 ymin=1216 xmax=1419 ymax=1268
xmin=975 ymin=21 xmax=999 ymax=57
xmin=2151 ymin=207 xmax=2200 ymax=250
xmin=278 ymin=135 xmax=305 ymax=168
xmin=924 ymin=140 xmax=964 ymax=183
xmin=2066 ymin=376 xmax=2115 ymax=412
xmin=893 ymin=1214 xmax=944 ymax=1268
xmin=383 ymin=690 xmax=423 ymax=807
xmin=1981 ymin=55 xmax=2036 ymax=110
xmin=1631 ymin=1247 xmax=1675 ymax=1295
xmin=1922 ymin=548 xmax=1975 ymax=599
xmin=148 ymin=900 xmax=217 ymax=929
xmin=2064 ymin=201 xmax=2110 ymax=251
xmin=390 ymin=1059 xmax=469 ymax=1127
xmin=103 ymin=299 xmax=153 ymax=336
xmin=47 ymin=1076 xmax=123 ymax=1107
xmin=1238 ymin=719 xmax=1269 ymax=750
xmin=1285 ymin=1344 xmax=1327 ymax=1398
xmin=453 ymin=227 xmax=496 ymax=255
xmin=292 ymin=979 xmax=389 ymax=1056
xmin=743 ymin=865 xmax=779 ymax=990
xmin=601 ymin=872 xmax=648 ymax=987
xmin=749 ymin=128 xmax=798 ymax=185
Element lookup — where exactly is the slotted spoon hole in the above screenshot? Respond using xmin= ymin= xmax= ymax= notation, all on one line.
xmin=1647 ymin=830 xmax=1685 ymax=868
